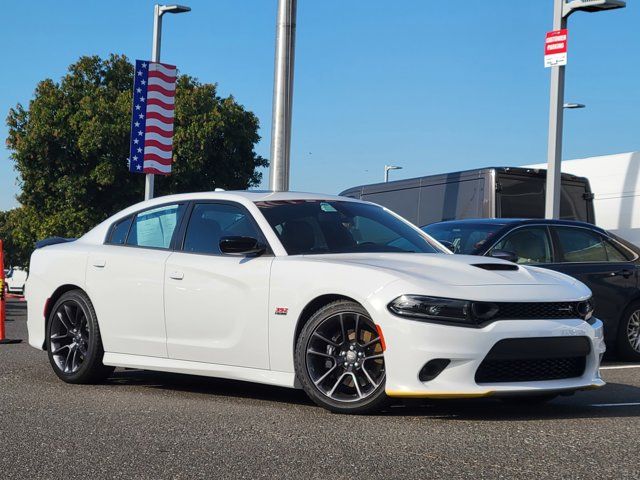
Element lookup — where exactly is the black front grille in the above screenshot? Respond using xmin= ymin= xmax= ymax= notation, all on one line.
xmin=492 ymin=302 xmax=581 ymax=320
xmin=475 ymin=357 xmax=586 ymax=383
xmin=475 ymin=337 xmax=590 ymax=384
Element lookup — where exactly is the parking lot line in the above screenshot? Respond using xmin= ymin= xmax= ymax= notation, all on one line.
xmin=599 ymin=364 xmax=640 ymax=370
xmin=590 ymin=402 xmax=640 ymax=407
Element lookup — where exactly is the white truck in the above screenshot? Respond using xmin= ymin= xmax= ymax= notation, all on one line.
xmin=528 ymin=152 xmax=640 ymax=247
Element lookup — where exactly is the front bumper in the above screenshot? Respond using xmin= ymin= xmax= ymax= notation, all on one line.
xmin=379 ymin=313 xmax=606 ymax=398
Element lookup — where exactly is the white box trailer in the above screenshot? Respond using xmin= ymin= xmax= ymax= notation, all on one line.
xmin=341 ymin=167 xmax=594 ymax=226
xmin=527 ymin=152 xmax=640 ymax=247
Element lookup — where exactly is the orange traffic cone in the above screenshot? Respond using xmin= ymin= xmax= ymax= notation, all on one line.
xmin=0 ymin=239 xmax=22 ymax=345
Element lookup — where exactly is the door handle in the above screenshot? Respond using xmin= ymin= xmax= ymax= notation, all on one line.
xmin=92 ymin=259 xmax=106 ymax=268
xmin=612 ymin=269 xmax=633 ymax=278
xmin=169 ymin=271 xmax=184 ymax=280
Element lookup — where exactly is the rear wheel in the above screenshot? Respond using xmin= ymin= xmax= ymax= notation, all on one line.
xmin=617 ymin=302 xmax=640 ymax=361
xmin=294 ymin=300 xmax=389 ymax=414
xmin=46 ymin=290 xmax=114 ymax=383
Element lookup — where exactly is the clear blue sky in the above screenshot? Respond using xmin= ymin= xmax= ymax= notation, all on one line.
xmin=1 ymin=0 xmax=638 ymax=210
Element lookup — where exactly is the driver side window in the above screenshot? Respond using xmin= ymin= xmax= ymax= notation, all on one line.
xmin=491 ymin=227 xmax=552 ymax=265
xmin=183 ymin=203 xmax=261 ymax=255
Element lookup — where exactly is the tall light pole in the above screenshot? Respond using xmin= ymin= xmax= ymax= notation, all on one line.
xmin=145 ymin=4 xmax=191 ymax=201
xmin=545 ymin=0 xmax=625 ymax=219
xmin=384 ymin=165 xmax=402 ymax=183
xmin=269 ymin=0 xmax=297 ymax=192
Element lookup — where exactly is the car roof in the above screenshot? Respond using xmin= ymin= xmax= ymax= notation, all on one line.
xmin=79 ymin=190 xmax=366 ymax=245
xmin=139 ymin=190 xmax=355 ymax=203
xmin=424 ymin=218 xmax=608 ymax=234
xmin=116 ymin=190 xmax=362 ymax=218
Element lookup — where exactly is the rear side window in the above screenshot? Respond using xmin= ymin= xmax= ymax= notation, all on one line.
xmin=604 ymin=240 xmax=630 ymax=262
xmin=127 ymin=204 xmax=186 ymax=249
xmin=183 ymin=203 xmax=261 ymax=255
xmin=107 ymin=216 xmax=133 ymax=245
xmin=604 ymin=240 xmax=635 ymax=262
xmin=555 ymin=227 xmax=608 ymax=262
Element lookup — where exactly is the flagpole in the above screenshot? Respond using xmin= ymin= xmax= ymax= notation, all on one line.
xmin=144 ymin=4 xmax=163 ymax=201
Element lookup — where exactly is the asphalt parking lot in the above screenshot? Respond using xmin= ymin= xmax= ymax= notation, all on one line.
xmin=1 ymin=300 xmax=639 ymax=479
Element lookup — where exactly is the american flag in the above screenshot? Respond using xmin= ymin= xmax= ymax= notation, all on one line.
xmin=129 ymin=59 xmax=177 ymax=175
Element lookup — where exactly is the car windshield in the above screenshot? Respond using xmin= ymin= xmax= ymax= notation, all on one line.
xmin=422 ymin=222 xmax=505 ymax=254
xmin=256 ymin=200 xmax=442 ymax=255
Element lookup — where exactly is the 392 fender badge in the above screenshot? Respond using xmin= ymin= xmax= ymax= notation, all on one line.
xmin=275 ymin=307 xmax=289 ymax=316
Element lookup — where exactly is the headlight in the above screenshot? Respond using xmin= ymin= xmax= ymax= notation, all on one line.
xmin=387 ymin=295 xmax=477 ymax=325
xmin=388 ymin=295 xmax=595 ymax=326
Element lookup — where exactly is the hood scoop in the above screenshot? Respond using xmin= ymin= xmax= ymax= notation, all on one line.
xmin=472 ymin=263 xmax=519 ymax=271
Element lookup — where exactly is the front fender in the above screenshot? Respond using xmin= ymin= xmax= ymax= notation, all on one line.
xmin=267 ymin=257 xmax=398 ymax=373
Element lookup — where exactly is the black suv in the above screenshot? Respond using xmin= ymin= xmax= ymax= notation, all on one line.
xmin=423 ymin=219 xmax=640 ymax=361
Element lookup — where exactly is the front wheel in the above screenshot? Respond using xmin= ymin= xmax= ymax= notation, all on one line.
xmin=617 ymin=302 xmax=640 ymax=361
xmin=294 ymin=300 xmax=389 ymax=414
xmin=46 ymin=290 xmax=114 ymax=383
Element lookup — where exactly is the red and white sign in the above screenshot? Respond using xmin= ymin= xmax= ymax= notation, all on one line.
xmin=544 ymin=29 xmax=568 ymax=68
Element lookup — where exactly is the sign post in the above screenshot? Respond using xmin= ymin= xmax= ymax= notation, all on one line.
xmin=544 ymin=0 xmax=568 ymax=220
xmin=544 ymin=0 xmax=625 ymax=219
xmin=0 ymin=240 xmax=22 ymax=345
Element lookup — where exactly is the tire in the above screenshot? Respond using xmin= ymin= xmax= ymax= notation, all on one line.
xmin=500 ymin=394 xmax=558 ymax=405
xmin=46 ymin=289 xmax=114 ymax=384
xmin=616 ymin=301 xmax=640 ymax=362
xmin=294 ymin=300 xmax=389 ymax=414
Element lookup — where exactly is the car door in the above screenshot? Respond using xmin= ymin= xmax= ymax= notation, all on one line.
xmin=164 ymin=201 xmax=273 ymax=369
xmin=545 ymin=226 xmax=638 ymax=336
xmin=86 ymin=203 xmax=187 ymax=357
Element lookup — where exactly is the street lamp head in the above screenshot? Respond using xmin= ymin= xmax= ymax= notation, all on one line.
xmin=563 ymin=0 xmax=625 ymax=17
xmin=384 ymin=165 xmax=402 ymax=182
xmin=564 ymin=102 xmax=586 ymax=109
xmin=159 ymin=4 xmax=191 ymax=15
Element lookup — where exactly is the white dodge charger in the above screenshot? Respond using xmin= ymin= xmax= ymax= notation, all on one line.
xmin=26 ymin=191 xmax=605 ymax=413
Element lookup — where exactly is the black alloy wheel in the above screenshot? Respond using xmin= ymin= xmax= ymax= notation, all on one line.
xmin=46 ymin=290 xmax=114 ymax=383
xmin=295 ymin=300 xmax=389 ymax=414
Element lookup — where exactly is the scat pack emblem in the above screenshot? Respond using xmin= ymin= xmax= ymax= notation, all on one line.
xmin=275 ymin=307 xmax=289 ymax=316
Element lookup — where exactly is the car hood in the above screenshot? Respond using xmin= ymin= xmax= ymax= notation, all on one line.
xmin=303 ymin=253 xmax=577 ymax=287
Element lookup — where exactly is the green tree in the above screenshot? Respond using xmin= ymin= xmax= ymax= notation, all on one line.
xmin=4 ymin=54 xmax=267 ymax=264
xmin=0 ymin=208 xmax=35 ymax=266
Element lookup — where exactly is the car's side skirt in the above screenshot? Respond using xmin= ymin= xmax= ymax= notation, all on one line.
xmin=103 ymin=352 xmax=297 ymax=389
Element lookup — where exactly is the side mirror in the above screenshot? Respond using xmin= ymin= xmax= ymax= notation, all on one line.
xmin=489 ymin=249 xmax=518 ymax=263
xmin=439 ymin=240 xmax=455 ymax=252
xmin=219 ymin=236 xmax=266 ymax=256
